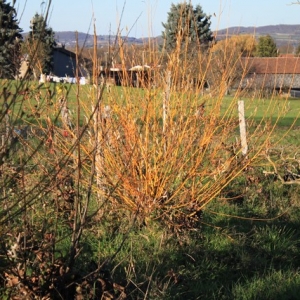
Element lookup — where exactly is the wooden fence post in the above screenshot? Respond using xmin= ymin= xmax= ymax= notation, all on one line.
xmin=238 ymin=100 xmax=248 ymax=156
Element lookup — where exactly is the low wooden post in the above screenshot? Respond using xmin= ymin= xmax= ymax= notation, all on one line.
xmin=163 ymin=71 xmax=171 ymax=153
xmin=238 ymin=100 xmax=248 ymax=156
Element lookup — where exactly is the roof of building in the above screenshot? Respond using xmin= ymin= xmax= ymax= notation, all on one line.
xmin=243 ymin=57 xmax=300 ymax=74
xmin=53 ymin=46 xmax=76 ymax=58
xmin=129 ymin=65 xmax=151 ymax=71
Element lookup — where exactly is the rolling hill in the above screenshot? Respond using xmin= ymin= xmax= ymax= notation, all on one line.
xmin=215 ymin=24 xmax=300 ymax=47
xmin=23 ymin=24 xmax=300 ymax=49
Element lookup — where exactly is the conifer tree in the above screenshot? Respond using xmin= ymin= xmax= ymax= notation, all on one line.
xmin=25 ymin=13 xmax=56 ymax=78
xmin=162 ymin=2 xmax=213 ymax=51
xmin=256 ymin=34 xmax=278 ymax=57
xmin=0 ymin=0 xmax=23 ymax=79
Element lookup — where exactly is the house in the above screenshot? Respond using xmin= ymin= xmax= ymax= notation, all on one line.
xmin=18 ymin=46 xmax=89 ymax=80
xmin=128 ymin=65 xmax=151 ymax=87
xmin=98 ymin=64 xmax=125 ymax=86
xmin=52 ymin=46 xmax=88 ymax=78
xmin=99 ymin=64 xmax=154 ymax=87
xmin=240 ymin=56 xmax=300 ymax=92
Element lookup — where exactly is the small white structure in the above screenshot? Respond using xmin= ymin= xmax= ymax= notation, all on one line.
xmin=79 ymin=77 xmax=86 ymax=85
xmin=129 ymin=65 xmax=151 ymax=71
xmin=39 ymin=74 xmax=46 ymax=83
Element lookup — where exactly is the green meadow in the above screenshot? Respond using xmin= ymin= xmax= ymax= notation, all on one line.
xmin=2 ymin=79 xmax=300 ymax=126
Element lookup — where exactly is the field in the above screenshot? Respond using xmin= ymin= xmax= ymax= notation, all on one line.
xmin=0 ymin=78 xmax=300 ymax=299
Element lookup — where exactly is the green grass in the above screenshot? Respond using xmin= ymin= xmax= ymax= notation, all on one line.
xmin=120 ymin=182 xmax=299 ymax=299
xmin=2 ymin=80 xmax=300 ymax=127
xmin=232 ymin=270 xmax=300 ymax=300
xmin=82 ymin=187 xmax=300 ymax=299
xmin=217 ymin=95 xmax=300 ymax=127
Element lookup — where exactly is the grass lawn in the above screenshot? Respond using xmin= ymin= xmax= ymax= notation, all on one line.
xmin=1 ymin=79 xmax=300 ymax=127
xmin=217 ymin=95 xmax=300 ymax=127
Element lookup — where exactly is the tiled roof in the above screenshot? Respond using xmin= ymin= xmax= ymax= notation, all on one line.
xmin=242 ymin=57 xmax=300 ymax=74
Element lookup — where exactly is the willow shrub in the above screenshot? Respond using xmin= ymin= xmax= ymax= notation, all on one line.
xmin=0 ymin=22 xmax=296 ymax=298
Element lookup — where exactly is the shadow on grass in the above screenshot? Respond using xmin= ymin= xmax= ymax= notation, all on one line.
xmin=100 ymin=176 xmax=300 ymax=299
xmin=100 ymin=208 xmax=300 ymax=299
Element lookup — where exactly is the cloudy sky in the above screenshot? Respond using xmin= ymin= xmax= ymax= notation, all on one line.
xmin=14 ymin=0 xmax=300 ymax=37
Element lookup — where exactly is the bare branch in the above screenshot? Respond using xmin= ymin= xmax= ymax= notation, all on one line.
xmin=264 ymin=149 xmax=300 ymax=185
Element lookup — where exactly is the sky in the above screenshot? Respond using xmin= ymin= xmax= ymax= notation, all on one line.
xmin=13 ymin=0 xmax=300 ymax=37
